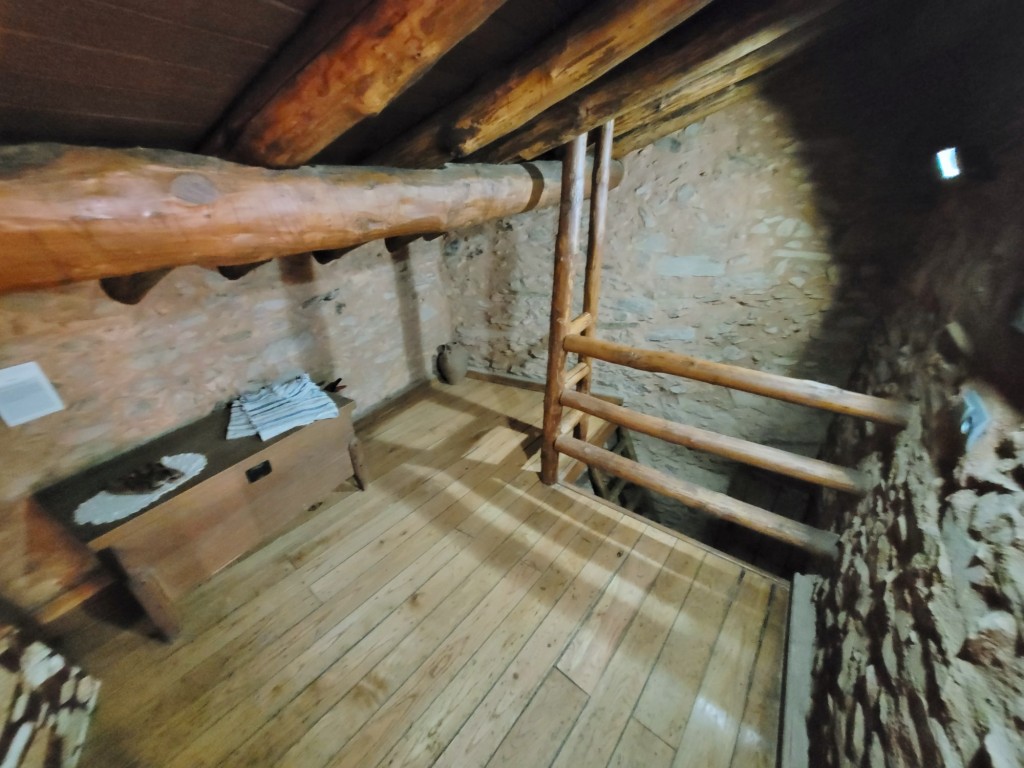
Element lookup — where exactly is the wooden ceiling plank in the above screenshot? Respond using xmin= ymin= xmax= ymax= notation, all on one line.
xmin=0 ymin=144 xmax=622 ymax=293
xmin=0 ymin=105 xmax=206 ymax=144
xmin=482 ymin=0 xmax=845 ymax=163
xmin=0 ymin=2 xmax=268 ymax=75
xmin=207 ymin=0 xmax=514 ymax=168
xmin=96 ymin=0 xmax=306 ymax=48
xmin=0 ymin=74 xmax=226 ymax=125
xmin=0 ymin=29 xmax=234 ymax=100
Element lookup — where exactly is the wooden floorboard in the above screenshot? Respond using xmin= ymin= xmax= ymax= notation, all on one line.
xmin=63 ymin=378 xmax=788 ymax=768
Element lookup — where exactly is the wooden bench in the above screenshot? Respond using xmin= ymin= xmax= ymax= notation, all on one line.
xmin=34 ymin=394 xmax=366 ymax=640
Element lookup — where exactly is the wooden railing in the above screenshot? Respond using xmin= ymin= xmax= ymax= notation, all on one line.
xmin=540 ymin=127 xmax=911 ymax=561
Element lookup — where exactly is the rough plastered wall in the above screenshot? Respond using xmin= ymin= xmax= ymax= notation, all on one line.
xmin=442 ymin=94 xmax=882 ymax=531
xmin=804 ymin=5 xmax=1024 ymax=765
xmin=0 ymin=242 xmax=452 ymax=610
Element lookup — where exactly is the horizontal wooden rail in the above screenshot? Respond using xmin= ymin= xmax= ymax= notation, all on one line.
xmin=564 ymin=361 xmax=591 ymax=390
xmin=567 ymin=312 xmax=594 ymax=336
xmin=563 ymin=335 xmax=912 ymax=427
xmin=555 ymin=435 xmax=839 ymax=559
xmin=561 ymin=389 xmax=868 ymax=495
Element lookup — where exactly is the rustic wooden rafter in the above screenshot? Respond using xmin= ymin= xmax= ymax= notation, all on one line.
xmin=207 ymin=0 xmax=512 ymax=168
xmin=370 ymin=0 xmax=716 ymax=168
xmin=610 ymin=16 xmax=837 ymax=143
xmin=480 ymin=0 xmax=845 ymax=164
xmin=112 ymin=0 xmax=511 ymax=302
xmin=0 ymin=144 xmax=621 ymax=294
xmin=611 ymin=80 xmax=761 ymax=159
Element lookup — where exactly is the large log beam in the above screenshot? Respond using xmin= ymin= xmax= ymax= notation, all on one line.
xmin=116 ymin=0 xmax=510 ymax=302
xmin=480 ymin=0 xmax=845 ymax=164
xmin=205 ymin=0 xmax=511 ymax=168
xmin=370 ymin=0 xmax=715 ymax=168
xmin=0 ymin=144 xmax=622 ymax=293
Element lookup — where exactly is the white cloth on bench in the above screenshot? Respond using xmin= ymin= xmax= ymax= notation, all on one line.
xmin=73 ymin=453 xmax=207 ymax=526
xmin=226 ymin=374 xmax=338 ymax=441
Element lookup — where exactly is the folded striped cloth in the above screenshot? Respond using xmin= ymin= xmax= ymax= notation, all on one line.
xmin=226 ymin=374 xmax=339 ymax=441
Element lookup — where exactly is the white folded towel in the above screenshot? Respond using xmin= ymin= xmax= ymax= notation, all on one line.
xmin=227 ymin=374 xmax=339 ymax=441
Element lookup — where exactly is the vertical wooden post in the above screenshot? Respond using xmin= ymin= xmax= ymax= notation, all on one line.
xmin=574 ymin=119 xmax=615 ymax=444
xmin=541 ymin=134 xmax=588 ymax=484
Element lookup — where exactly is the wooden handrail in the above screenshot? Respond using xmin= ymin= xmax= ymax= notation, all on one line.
xmin=563 ymin=334 xmax=912 ymax=427
xmin=555 ymin=435 xmax=839 ymax=559
xmin=561 ymin=389 xmax=868 ymax=495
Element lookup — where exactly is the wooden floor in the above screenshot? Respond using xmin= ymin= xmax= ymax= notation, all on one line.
xmin=62 ymin=378 xmax=788 ymax=768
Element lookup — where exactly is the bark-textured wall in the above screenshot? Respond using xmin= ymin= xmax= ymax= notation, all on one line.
xmin=442 ymin=94 xmax=879 ymax=532
xmin=0 ymin=242 xmax=452 ymax=610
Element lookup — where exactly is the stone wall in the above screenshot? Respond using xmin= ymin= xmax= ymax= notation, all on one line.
xmin=0 ymin=242 xmax=453 ymax=609
xmin=805 ymin=6 xmax=1024 ymax=763
xmin=0 ymin=625 xmax=99 ymax=768
xmin=810 ymin=267 xmax=1024 ymax=768
xmin=441 ymin=95 xmax=880 ymax=532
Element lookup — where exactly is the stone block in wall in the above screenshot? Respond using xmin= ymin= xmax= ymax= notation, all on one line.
xmin=0 ymin=625 xmax=99 ymax=768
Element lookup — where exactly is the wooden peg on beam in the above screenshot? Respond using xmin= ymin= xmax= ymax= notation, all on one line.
xmin=100 ymin=268 xmax=174 ymax=305
xmin=218 ymin=261 xmax=271 ymax=280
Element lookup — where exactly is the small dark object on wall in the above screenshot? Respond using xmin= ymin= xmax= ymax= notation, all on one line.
xmin=105 ymin=462 xmax=183 ymax=495
xmin=437 ymin=343 xmax=469 ymax=385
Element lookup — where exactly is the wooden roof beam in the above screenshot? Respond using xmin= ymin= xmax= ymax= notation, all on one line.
xmin=206 ymin=0 xmax=513 ymax=168
xmin=610 ymin=80 xmax=760 ymax=159
xmin=609 ymin=15 xmax=837 ymax=146
xmin=370 ymin=0 xmax=716 ymax=168
xmin=111 ymin=0 xmax=511 ymax=303
xmin=0 ymin=144 xmax=622 ymax=294
xmin=481 ymin=0 xmax=848 ymax=164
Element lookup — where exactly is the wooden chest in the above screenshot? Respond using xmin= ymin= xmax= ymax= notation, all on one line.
xmin=35 ymin=395 xmax=365 ymax=637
